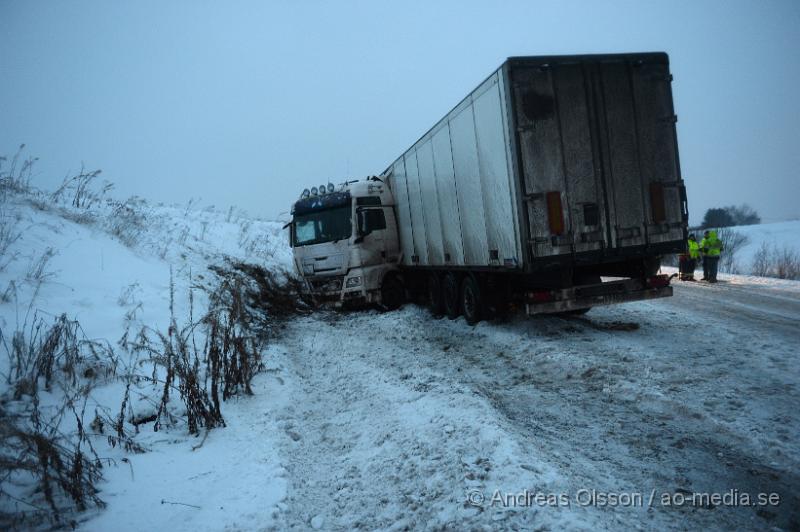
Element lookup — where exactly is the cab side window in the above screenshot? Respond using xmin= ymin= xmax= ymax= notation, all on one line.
xmin=358 ymin=208 xmax=387 ymax=237
xmin=364 ymin=209 xmax=386 ymax=232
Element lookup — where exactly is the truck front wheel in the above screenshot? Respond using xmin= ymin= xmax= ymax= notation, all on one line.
xmin=442 ymin=273 xmax=460 ymax=320
xmin=380 ymin=275 xmax=405 ymax=311
xmin=461 ymin=275 xmax=483 ymax=325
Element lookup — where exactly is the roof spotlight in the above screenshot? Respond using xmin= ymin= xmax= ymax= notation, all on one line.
xmin=311 ymin=186 xmax=318 ymax=195
xmin=319 ymin=183 xmax=327 ymax=194
xmin=327 ymin=183 xmax=335 ymax=193
xmin=301 ymin=188 xmax=310 ymax=199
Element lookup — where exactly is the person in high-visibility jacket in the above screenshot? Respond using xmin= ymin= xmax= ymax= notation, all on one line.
xmin=684 ymin=234 xmax=700 ymax=281
xmin=700 ymin=230 xmax=723 ymax=282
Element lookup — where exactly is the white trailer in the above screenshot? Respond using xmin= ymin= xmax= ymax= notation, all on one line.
xmin=385 ymin=52 xmax=686 ymax=271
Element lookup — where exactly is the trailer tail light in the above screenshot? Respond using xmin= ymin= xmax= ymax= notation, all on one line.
xmin=646 ymin=274 xmax=670 ymax=288
xmin=546 ymin=191 xmax=565 ymax=235
xmin=528 ymin=290 xmax=555 ymax=303
xmin=649 ymin=182 xmax=666 ymax=223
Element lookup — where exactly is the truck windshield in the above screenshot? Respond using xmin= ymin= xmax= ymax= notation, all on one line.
xmin=294 ymin=205 xmax=352 ymax=246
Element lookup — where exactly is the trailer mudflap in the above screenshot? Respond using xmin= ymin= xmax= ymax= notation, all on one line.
xmin=525 ymin=276 xmax=673 ymax=315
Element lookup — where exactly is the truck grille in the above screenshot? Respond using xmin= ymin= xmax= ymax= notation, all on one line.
xmin=308 ymin=276 xmax=343 ymax=293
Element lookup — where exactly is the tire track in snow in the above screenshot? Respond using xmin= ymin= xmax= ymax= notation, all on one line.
xmin=268 ymin=293 xmax=799 ymax=530
xmin=270 ymin=312 xmax=584 ymax=530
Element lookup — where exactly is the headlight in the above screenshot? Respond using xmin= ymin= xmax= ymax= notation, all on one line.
xmin=345 ymin=276 xmax=361 ymax=288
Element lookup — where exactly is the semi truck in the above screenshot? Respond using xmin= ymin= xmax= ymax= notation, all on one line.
xmin=288 ymin=52 xmax=688 ymax=324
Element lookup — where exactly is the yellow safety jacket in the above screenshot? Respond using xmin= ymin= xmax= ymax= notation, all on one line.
xmin=700 ymin=231 xmax=723 ymax=257
xmin=687 ymin=239 xmax=700 ymax=259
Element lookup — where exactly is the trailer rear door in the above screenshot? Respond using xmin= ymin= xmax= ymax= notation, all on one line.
xmin=510 ymin=54 xmax=686 ymax=262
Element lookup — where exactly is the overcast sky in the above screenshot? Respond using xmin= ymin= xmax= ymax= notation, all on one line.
xmin=2 ymin=0 xmax=798 ymax=224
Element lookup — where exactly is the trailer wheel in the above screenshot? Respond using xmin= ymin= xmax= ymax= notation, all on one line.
xmin=644 ymin=257 xmax=661 ymax=277
xmin=461 ymin=275 xmax=483 ymax=325
xmin=380 ymin=275 xmax=405 ymax=311
xmin=442 ymin=272 xmax=460 ymax=320
xmin=427 ymin=273 xmax=444 ymax=316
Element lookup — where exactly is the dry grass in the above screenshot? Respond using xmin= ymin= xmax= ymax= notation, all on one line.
xmin=50 ymin=165 xmax=112 ymax=210
xmin=0 ymin=260 xmax=306 ymax=526
xmin=0 ymin=145 xmax=301 ymax=526
xmin=0 ymin=312 xmax=116 ymax=528
xmin=0 ymin=144 xmax=37 ymax=195
xmin=0 ymin=209 xmax=22 ymax=273
xmin=119 ymin=262 xmax=309 ymax=436
xmin=751 ymin=242 xmax=800 ymax=280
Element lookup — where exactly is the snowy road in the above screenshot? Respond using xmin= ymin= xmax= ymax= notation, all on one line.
xmin=267 ymin=279 xmax=799 ymax=530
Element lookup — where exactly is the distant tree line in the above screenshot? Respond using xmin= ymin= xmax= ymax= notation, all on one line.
xmin=700 ymin=204 xmax=760 ymax=229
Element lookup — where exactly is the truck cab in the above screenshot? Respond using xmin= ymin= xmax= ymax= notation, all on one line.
xmin=289 ymin=178 xmax=403 ymax=308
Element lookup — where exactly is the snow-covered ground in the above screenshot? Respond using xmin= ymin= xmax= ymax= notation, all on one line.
xmin=1 ymin=191 xmax=292 ymax=530
xmin=2 ymin=190 xmax=798 ymax=530
xmin=711 ymin=220 xmax=800 ymax=275
xmin=267 ymin=281 xmax=799 ymax=530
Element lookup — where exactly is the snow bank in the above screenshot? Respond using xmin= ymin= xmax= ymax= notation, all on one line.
xmin=712 ymin=220 xmax=800 ymax=274
xmin=0 ymin=189 xmax=293 ymax=529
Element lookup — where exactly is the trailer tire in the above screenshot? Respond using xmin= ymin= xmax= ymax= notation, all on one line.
xmin=380 ymin=275 xmax=404 ymax=311
xmin=644 ymin=257 xmax=661 ymax=277
xmin=461 ymin=275 xmax=483 ymax=325
xmin=427 ymin=273 xmax=444 ymax=316
xmin=442 ymin=272 xmax=460 ymax=320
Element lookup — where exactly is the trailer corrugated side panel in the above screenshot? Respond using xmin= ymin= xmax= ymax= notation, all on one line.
xmin=386 ymin=68 xmax=524 ymax=269
xmin=449 ymin=98 xmax=489 ymax=265
xmin=430 ymin=123 xmax=466 ymax=265
xmin=404 ymin=151 xmax=428 ymax=264
xmin=391 ymin=158 xmax=416 ymax=266
xmin=472 ymin=73 xmax=520 ymax=266
xmin=416 ymin=141 xmax=445 ymax=264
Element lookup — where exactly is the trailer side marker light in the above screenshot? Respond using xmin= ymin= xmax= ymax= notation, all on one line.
xmin=546 ymin=191 xmax=565 ymax=235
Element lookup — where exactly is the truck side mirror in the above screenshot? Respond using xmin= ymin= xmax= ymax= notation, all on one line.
xmin=356 ymin=210 xmax=372 ymax=241
xmin=283 ymin=220 xmax=294 ymax=247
